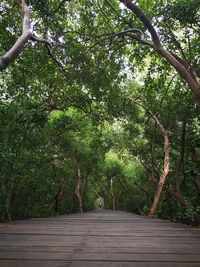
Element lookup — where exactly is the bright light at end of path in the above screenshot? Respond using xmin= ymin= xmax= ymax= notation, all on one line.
xmin=119 ymin=3 xmax=125 ymax=9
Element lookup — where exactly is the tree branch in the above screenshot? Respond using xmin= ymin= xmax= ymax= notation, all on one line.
xmin=0 ymin=1 xmax=60 ymax=72
xmin=31 ymin=35 xmax=51 ymax=45
xmin=119 ymin=0 xmax=200 ymax=107
xmin=128 ymin=97 xmax=170 ymax=216
xmin=45 ymin=44 xmax=66 ymax=71
xmin=0 ymin=0 xmax=31 ymax=71
xmin=119 ymin=0 xmax=161 ymax=47
xmin=88 ymin=29 xmax=154 ymax=49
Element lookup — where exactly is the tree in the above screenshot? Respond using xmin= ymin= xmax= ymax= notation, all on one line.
xmin=1 ymin=0 xmax=199 ymax=225
xmin=118 ymin=0 xmax=200 ymax=106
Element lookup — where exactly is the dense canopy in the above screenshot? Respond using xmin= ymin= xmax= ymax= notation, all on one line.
xmin=0 ymin=0 xmax=200 ymax=225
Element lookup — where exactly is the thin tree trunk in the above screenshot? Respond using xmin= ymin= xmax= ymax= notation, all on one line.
xmin=175 ymin=118 xmax=189 ymax=207
xmin=149 ymin=112 xmax=170 ymax=217
xmin=129 ymin=101 xmax=171 ymax=216
xmin=110 ymin=177 xmax=116 ymax=210
xmin=191 ymin=148 xmax=200 ymax=195
xmin=194 ymin=176 xmax=200 ymax=195
xmin=116 ymin=176 xmax=144 ymax=213
xmin=143 ymin=159 xmax=190 ymax=209
xmin=97 ymin=177 xmax=116 ymax=209
xmin=75 ymin=163 xmax=83 ymax=213
xmin=94 ymin=189 xmax=104 ymax=208
xmin=175 ymin=159 xmax=189 ymax=208
xmin=133 ymin=181 xmax=153 ymax=202
xmin=48 ymin=181 xmax=70 ymax=213
xmin=5 ymin=176 xmax=16 ymax=221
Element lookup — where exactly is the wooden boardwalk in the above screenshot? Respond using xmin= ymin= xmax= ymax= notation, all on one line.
xmin=0 ymin=209 xmax=200 ymax=266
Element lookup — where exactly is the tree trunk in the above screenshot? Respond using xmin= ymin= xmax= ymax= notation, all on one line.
xmin=191 ymin=148 xmax=200 ymax=195
xmin=119 ymin=0 xmax=200 ymax=108
xmin=149 ymin=113 xmax=170 ymax=217
xmin=48 ymin=181 xmax=70 ymax=212
xmin=175 ymin=159 xmax=189 ymax=208
xmin=5 ymin=176 xmax=16 ymax=221
xmin=144 ymin=160 xmax=189 ymax=209
xmin=75 ymin=164 xmax=83 ymax=213
xmin=175 ymin=118 xmax=189 ymax=208
xmin=194 ymin=176 xmax=200 ymax=195
xmin=110 ymin=177 xmax=116 ymax=210
xmin=116 ymin=175 xmax=142 ymax=212
xmin=134 ymin=181 xmax=153 ymax=202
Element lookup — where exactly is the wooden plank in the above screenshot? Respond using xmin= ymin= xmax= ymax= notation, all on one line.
xmin=1 ymin=244 xmax=200 ymax=254
xmin=0 ymin=210 xmax=200 ymax=267
xmin=0 ymin=260 xmax=200 ymax=267
xmin=0 ymin=251 xmax=200 ymax=261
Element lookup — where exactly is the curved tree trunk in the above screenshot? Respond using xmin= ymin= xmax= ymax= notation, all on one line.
xmin=149 ymin=112 xmax=170 ymax=217
xmin=119 ymin=0 xmax=200 ymax=107
xmin=75 ymin=163 xmax=83 ymax=213
xmin=74 ymin=159 xmax=89 ymax=213
xmin=128 ymin=100 xmax=171 ymax=216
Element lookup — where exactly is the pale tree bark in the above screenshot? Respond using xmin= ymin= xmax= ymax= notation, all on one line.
xmin=109 ymin=176 xmax=116 ymax=210
xmin=0 ymin=0 xmax=50 ymax=71
xmin=97 ymin=177 xmax=116 ymax=210
xmin=0 ymin=0 xmax=31 ymax=71
xmin=142 ymin=159 xmax=190 ymax=209
xmin=74 ymin=159 xmax=88 ymax=213
xmin=119 ymin=0 xmax=200 ymax=107
xmin=75 ymin=163 xmax=83 ymax=212
xmin=148 ymin=111 xmax=170 ymax=216
xmin=128 ymin=98 xmax=170 ymax=215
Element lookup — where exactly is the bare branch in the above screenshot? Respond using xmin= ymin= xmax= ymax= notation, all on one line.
xmin=88 ymin=28 xmax=154 ymax=50
xmin=45 ymin=44 xmax=66 ymax=72
xmin=31 ymin=35 xmax=51 ymax=45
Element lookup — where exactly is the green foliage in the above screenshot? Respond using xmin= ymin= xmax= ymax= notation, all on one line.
xmin=0 ymin=0 xmax=199 ymax=226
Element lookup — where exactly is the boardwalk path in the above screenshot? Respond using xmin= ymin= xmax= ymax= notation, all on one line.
xmin=0 ymin=209 xmax=200 ymax=266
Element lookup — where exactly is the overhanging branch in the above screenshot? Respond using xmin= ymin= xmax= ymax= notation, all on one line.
xmin=119 ymin=0 xmax=200 ymax=107
xmin=0 ymin=0 xmax=31 ymax=71
xmin=0 ymin=0 xmax=57 ymax=71
xmin=119 ymin=0 xmax=161 ymax=48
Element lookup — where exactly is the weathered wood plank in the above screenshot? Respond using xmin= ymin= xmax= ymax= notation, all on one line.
xmin=1 ymin=260 xmax=200 ymax=267
xmin=1 ymin=251 xmax=200 ymax=261
xmin=0 ymin=210 xmax=200 ymax=267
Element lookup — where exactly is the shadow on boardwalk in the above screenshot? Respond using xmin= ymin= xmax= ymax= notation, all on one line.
xmin=0 ymin=209 xmax=200 ymax=266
